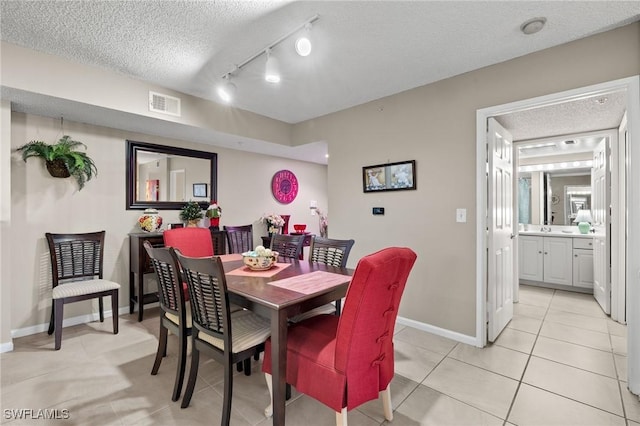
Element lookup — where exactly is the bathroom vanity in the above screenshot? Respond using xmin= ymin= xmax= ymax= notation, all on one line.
xmin=519 ymin=229 xmax=595 ymax=293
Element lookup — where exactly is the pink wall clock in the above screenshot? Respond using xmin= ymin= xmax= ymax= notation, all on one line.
xmin=271 ymin=169 xmax=298 ymax=204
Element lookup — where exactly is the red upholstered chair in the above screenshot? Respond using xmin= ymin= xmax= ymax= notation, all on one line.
xmin=262 ymin=247 xmax=417 ymax=425
xmin=163 ymin=227 xmax=214 ymax=257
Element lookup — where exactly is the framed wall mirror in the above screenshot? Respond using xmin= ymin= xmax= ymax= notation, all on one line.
xmin=126 ymin=140 xmax=217 ymax=210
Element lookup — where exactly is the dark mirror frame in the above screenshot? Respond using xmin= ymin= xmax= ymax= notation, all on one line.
xmin=126 ymin=140 xmax=217 ymax=210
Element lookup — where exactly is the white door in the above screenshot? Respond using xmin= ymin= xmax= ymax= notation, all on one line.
xmin=592 ymin=138 xmax=610 ymax=313
xmin=487 ymin=118 xmax=514 ymax=342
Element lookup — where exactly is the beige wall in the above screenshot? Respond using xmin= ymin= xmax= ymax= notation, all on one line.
xmin=1 ymin=101 xmax=12 ymax=349
xmin=1 ymin=23 xmax=638 ymax=347
xmin=5 ymin=113 xmax=327 ymax=337
xmin=293 ymin=23 xmax=640 ymax=336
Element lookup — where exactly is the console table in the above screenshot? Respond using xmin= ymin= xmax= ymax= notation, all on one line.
xmin=130 ymin=229 xmax=227 ymax=321
xmin=129 ymin=232 xmax=164 ymax=321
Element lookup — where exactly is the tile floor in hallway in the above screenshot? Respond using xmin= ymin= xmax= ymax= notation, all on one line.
xmin=1 ymin=285 xmax=639 ymax=425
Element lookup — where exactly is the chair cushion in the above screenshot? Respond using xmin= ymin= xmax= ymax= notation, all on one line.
xmin=289 ymin=303 xmax=336 ymax=323
xmin=52 ymin=279 xmax=120 ymax=299
xmin=263 ymin=314 xmax=347 ymax=411
xmin=198 ymin=310 xmax=270 ymax=353
xmin=164 ymin=303 xmax=193 ymax=328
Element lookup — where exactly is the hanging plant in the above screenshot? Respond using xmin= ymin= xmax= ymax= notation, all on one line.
xmin=16 ymin=135 xmax=98 ymax=190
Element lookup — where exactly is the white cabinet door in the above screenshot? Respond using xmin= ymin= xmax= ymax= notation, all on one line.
xmin=573 ymin=248 xmax=594 ymax=288
xmin=519 ymin=236 xmax=543 ymax=281
xmin=543 ymin=237 xmax=573 ymax=285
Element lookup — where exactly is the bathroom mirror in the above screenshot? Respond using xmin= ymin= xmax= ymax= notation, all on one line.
xmin=126 ymin=140 xmax=217 ymax=210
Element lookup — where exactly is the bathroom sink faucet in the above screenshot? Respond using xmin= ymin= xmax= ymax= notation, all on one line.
xmin=540 ymin=226 xmax=551 ymax=232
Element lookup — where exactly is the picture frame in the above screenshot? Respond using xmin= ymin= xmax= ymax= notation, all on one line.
xmin=193 ymin=183 xmax=207 ymax=197
xmin=363 ymin=160 xmax=416 ymax=193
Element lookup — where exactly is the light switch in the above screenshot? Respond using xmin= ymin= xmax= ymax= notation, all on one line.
xmin=456 ymin=208 xmax=467 ymax=223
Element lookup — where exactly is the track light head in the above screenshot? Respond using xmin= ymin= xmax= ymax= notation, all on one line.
xmin=295 ymin=23 xmax=312 ymax=56
xmin=217 ymin=74 xmax=237 ymax=102
xmin=265 ymin=49 xmax=281 ymax=83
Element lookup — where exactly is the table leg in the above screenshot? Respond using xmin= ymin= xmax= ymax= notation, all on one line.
xmin=270 ymin=309 xmax=288 ymax=426
xmin=137 ymin=273 xmax=144 ymax=322
xmin=129 ymin=271 xmax=135 ymax=315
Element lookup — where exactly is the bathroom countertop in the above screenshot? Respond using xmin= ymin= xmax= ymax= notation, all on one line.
xmin=519 ymin=230 xmax=599 ymax=238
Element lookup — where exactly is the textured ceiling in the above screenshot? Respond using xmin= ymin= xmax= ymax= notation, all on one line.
xmin=1 ymin=1 xmax=638 ymax=163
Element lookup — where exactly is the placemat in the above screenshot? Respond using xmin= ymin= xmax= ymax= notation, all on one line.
xmin=217 ymin=253 xmax=243 ymax=262
xmin=226 ymin=262 xmax=292 ymax=278
xmin=267 ymin=271 xmax=351 ymax=295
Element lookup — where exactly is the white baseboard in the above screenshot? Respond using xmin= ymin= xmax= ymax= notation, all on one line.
xmin=0 ymin=341 xmax=14 ymax=353
xmin=396 ymin=315 xmax=478 ymax=346
xmin=8 ymin=305 xmax=134 ymax=341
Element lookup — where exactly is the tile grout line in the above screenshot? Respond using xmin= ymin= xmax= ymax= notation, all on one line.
xmin=502 ymin=289 xmax=556 ymax=425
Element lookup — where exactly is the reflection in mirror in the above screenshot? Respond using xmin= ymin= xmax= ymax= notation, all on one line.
xmin=126 ymin=140 xmax=217 ymax=210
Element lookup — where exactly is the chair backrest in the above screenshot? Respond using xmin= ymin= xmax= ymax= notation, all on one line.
xmin=335 ymin=247 xmax=417 ymax=409
xmin=223 ymin=225 xmax=253 ymax=254
xmin=210 ymin=229 xmax=227 ymax=255
xmin=143 ymin=241 xmax=187 ymax=320
xmin=309 ymin=236 xmax=355 ymax=267
xmin=173 ymin=250 xmax=232 ymax=346
xmin=163 ymin=227 xmax=214 ymax=257
xmin=270 ymin=234 xmax=304 ymax=259
xmin=45 ymin=231 xmax=106 ymax=287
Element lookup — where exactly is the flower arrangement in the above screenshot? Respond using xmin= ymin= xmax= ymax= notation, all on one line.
xmin=206 ymin=201 xmax=222 ymax=218
xmin=179 ymin=200 xmax=204 ymax=222
xmin=260 ymin=213 xmax=285 ymax=234
xmin=316 ymin=208 xmax=328 ymax=238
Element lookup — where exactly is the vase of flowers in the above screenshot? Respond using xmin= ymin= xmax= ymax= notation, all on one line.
xmin=206 ymin=201 xmax=222 ymax=230
xmin=260 ymin=213 xmax=285 ymax=237
xmin=316 ymin=208 xmax=328 ymax=238
xmin=179 ymin=200 xmax=204 ymax=227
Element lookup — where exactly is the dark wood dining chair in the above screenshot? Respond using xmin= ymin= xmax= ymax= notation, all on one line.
xmin=223 ymin=225 xmax=253 ymax=253
xmin=174 ymin=250 xmax=271 ymax=424
xmin=45 ymin=231 xmax=120 ymax=350
xmin=143 ymin=241 xmax=191 ymax=402
xmin=290 ymin=236 xmax=356 ymax=322
xmin=263 ymin=247 xmax=417 ymax=425
xmin=211 ymin=229 xmax=227 ymax=255
xmin=269 ymin=233 xmax=304 ymax=259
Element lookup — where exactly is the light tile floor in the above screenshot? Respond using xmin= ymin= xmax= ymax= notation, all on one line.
xmin=1 ymin=285 xmax=638 ymax=425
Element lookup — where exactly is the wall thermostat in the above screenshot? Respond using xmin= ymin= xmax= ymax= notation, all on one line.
xmin=372 ymin=207 xmax=385 ymax=215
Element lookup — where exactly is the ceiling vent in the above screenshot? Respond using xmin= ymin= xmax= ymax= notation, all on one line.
xmin=149 ymin=91 xmax=181 ymax=117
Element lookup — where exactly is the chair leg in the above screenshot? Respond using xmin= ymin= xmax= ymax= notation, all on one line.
xmin=172 ymin=330 xmax=188 ymax=401
xmin=243 ymin=358 xmax=251 ymax=376
xmin=181 ymin=343 xmax=200 ymax=409
xmin=335 ymin=299 xmax=342 ymax=316
xmin=236 ymin=361 xmax=243 ymax=372
xmin=47 ymin=304 xmax=55 ymax=335
xmin=336 ymin=407 xmax=348 ymax=426
xmin=152 ymin=326 xmax=168 ymax=375
xmin=264 ymin=372 xmax=273 ymax=417
xmin=222 ymin=356 xmax=233 ymax=426
xmin=381 ymin=383 xmax=393 ymax=421
xmin=98 ymin=296 xmax=104 ymax=322
xmin=111 ymin=290 xmax=119 ymax=334
xmin=54 ymin=299 xmax=64 ymax=350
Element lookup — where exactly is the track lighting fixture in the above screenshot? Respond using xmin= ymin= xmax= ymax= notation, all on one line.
xmin=216 ymin=74 xmax=237 ymax=102
xmin=295 ymin=23 xmax=312 ymax=57
xmin=217 ymin=14 xmax=319 ymax=102
xmin=264 ymin=49 xmax=281 ymax=83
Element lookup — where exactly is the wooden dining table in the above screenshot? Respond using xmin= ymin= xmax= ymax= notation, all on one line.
xmin=218 ymin=254 xmax=353 ymax=426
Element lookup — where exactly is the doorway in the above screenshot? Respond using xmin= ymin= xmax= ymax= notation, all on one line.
xmin=476 ymin=76 xmax=640 ymax=395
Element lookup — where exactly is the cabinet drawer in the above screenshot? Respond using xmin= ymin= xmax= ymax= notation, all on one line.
xmin=573 ymin=238 xmax=594 ymax=250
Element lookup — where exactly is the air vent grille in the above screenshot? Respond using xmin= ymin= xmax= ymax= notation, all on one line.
xmin=149 ymin=91 xmax=181 ymax=117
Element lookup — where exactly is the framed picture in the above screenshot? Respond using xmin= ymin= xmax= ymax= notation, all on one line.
xmin=193 ymin=183 xmax=207 ymax=197
xmin=363 ymin=160 xmax=416 ymax=193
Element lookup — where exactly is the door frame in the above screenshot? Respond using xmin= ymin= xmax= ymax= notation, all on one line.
xmin=475 ymin=76 xmax=640 ymax=394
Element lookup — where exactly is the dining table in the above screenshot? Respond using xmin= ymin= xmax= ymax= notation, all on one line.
xmin=217 ymin=253 xmax=353 ymax=426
